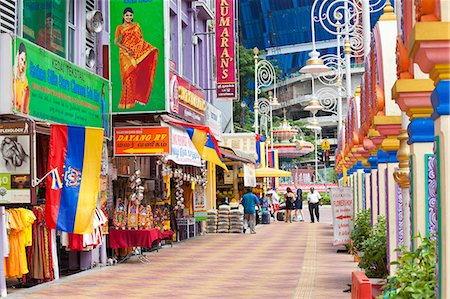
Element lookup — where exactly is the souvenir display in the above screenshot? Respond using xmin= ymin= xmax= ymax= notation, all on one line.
xmin=127 ymin=202 xmax=139 ymax=229
xmin=113 ymin=198 xmax=127 ymax=229
xmin=138 ymin=205 xmax=153 ymax=229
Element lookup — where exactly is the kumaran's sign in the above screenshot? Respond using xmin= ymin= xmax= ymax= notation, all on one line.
xmin=114 ymin=127 xmax=170 ymax=156
xmin=169 ymin=71 xmax=206 ymax=124
xmin=215 ymin=0 xmax=236 ymax=99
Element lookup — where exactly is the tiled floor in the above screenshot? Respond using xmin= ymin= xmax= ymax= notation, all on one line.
xmin=8 ymin=207 xmax=357 ymax=299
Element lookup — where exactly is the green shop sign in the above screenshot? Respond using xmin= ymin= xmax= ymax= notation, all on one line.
xmin=110 ymin=0 xmax=166 ymax=113
xmin=12 ymin=37 xmax=110 ymax=136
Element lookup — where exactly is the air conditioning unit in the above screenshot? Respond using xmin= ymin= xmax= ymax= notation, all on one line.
xmin=86 ymin=10 xmax=104 ymax=34
xmin=85 ymin=48 xmax=96 ymax=69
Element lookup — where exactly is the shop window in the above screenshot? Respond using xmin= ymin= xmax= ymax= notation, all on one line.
xmin=22 ymin=0 xmax=67 ymax=57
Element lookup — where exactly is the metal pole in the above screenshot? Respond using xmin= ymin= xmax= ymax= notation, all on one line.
xmin=254 ymin=48 xmax=259 ymax=134
xmin=344 ymin=1 xmax=353 ymax=121
xmin=336 ymin=22 xmax=343 ymax=135
xmin=361 ymin=0 xmax=372 ymax=58
xmin=315 ymin=129 xmax=318 ymax=183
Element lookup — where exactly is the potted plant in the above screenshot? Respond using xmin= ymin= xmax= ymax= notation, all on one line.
xmin=350 ymin=209 xmax=371 ymax=261
xmin=382 ymin=235 xmax=436 ymax=298
xmin=358 ymin=216 xmax=388 ymax=278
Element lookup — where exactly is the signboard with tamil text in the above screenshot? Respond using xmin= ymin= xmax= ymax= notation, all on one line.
xmin=113 ymin=127 xmax=170 ymax=156
xmin=330 ymin=187 xmax=353 ymax=245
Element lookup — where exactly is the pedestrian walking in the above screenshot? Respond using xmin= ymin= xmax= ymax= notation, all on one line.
xmin=294 ymin=188 xmax=305 ymax=222
xmin=240 ymin=187 xmax=260 ymax=234
xmin=267 ymin=188 xmax=280 ymax=222
xmin=307 ymin=187 xmax=321 ymax=223
xmin=284 ymin=187 xmax=296 ymax=223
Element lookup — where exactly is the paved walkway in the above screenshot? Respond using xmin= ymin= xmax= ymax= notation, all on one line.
xmin=9 ymin=207 xmax=357 ymax=299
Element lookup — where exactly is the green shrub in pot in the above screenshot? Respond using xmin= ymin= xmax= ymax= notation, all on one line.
xmin=350 ymin=209 xmax=371 ymax=254
xmin=381 ymin=235 xmax=436 ymax=298
xmin=359 ymin=216 xmax=388 ymax=278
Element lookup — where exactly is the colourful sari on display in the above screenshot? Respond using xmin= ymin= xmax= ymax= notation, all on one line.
xmin=115 ymin=23 xmax=158 ymax=109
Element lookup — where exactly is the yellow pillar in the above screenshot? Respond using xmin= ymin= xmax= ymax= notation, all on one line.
xmin=206 ymin=161 xmax=217 ymax=210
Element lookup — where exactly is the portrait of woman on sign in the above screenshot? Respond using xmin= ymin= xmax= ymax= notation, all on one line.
xmin=114 ymin=7 xmax=159 ymax=110
xmin=13 ymin=43 xmax=30 ymax=115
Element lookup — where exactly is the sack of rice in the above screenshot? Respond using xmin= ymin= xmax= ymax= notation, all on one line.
xmin=218 ymin=204 xmax=231 ymax=211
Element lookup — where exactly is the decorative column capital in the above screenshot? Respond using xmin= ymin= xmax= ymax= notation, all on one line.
xmin=367 ymin=155 xmax=378 ymax=169
xmin=393 ymin=129 xmax=411 ymax=188
xmin=408 ymin=22 xmax=450 ymax=73
xmin=431 ymin=80 xmax=450 ymax=118
xmin=392 ymin=79 xmax=434 ymax=119
xmin=407 ymin=118 xmax=435 ymax=144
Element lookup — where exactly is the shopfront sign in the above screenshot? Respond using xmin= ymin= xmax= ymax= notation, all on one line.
xmin=243 ymin=164 xmax=256 ymax=187
xmin=4 ymin=35 xmax=110 ymax=136
xmin=0 ymin=121 xmax=33 ymax=204
xmin=215 ymin=0 xmax=237 ymax=99
xmin=330 ymin=187 xmax=353 ymax=245
xmin=194 ymin=186 xmax=207 ymax=222
xmin=110 ymin=0 xmax=166 ymax=113
xmin=164 ymin=125 xmax=201 ymax=167
xmin=206 ymin=103 xmax=223 ymax=141
xmin=113 ymin=127 xmax=170 ymax=156
xmin=169 ymin=72 xmax=206 ymax=124
xmin=220 ymin=133 xmax=258 ymax=161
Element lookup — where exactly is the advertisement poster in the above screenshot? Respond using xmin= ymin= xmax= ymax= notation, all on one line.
xmin=23 ymin=0 xmax=66 ymax=57
xmin=111 ymin=1 xmax=166 ymax=113
xmin=330 ymin=187 xmax=353 ymax=245
xmin=0 ymin=122 xmax=32 ymax=204
xmin=11 ymin=37 xmax=110 ymax=136
xmin=113 ymin=127 xmax=170 ymax=156
xmin=194 ymin=186 xmax=207 ymax=222
xmin=215 ymin=0 xmax=237 ymax=99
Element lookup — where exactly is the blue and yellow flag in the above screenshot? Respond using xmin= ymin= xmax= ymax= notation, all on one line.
xmin=169 ymin=120 xmax=228 ymax=171
xmin=46 ymin=124 xmax=103 ymax=234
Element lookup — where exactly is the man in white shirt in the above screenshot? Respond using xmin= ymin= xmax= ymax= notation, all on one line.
xmin=307 ymin=187 xmax=321 ymax=223
xmin=267 ymin=189 xmax=280 ymax=221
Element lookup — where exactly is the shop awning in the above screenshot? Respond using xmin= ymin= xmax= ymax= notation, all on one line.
xmin=219 ymin=147 xmax=254 ymax=164
xmin=238 ymin=167 xmax=291 ymax=178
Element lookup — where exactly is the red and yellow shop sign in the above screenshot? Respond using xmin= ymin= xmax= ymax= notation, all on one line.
xmin=113 ymin=127 xmax=170 ymax=156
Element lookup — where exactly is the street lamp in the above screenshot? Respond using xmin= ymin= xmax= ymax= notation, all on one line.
xmin=302 ymin=0 xmax=387 ymax=134
xmin=254 ymin=47 xmax=277 ymax=135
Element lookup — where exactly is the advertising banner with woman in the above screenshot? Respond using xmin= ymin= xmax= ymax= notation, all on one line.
xmin=10 ymin=37 xmax=110 ymax=137
xmin=111 ymin=1 xmax=166 ymax=113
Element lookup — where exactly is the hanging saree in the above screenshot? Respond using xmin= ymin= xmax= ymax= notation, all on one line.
xmin=115 ymin=23 xmax=159 ymax=109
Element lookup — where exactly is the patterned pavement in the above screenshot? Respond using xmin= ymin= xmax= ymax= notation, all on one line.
xmin=9 ymin=207 xmax=357 ymax=299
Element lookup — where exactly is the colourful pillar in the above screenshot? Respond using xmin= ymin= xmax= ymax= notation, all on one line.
xmin=432 ymin=80 xmax=450 ymax=297
xmin=393 ymin=78 xmax=435 ymax=250
xmin=367 ymin=154 xmax=379 ymax=224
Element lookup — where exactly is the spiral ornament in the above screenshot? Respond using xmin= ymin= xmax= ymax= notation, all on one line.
xmin=256 ymin=60 xmax=276 ymax=94
xmin=349 ymin=24 xmax=365 ymax=58
xmin=313 ymin=0 xmax=360 ymax=37
xmin=316 ymin=87 xmax=341 ymax=114
xmin=317 ymin=54 xmax=345 ymax=86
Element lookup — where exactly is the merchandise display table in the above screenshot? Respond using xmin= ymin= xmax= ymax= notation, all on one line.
xmin=109 ymin=228 xmax=161 ymax=249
